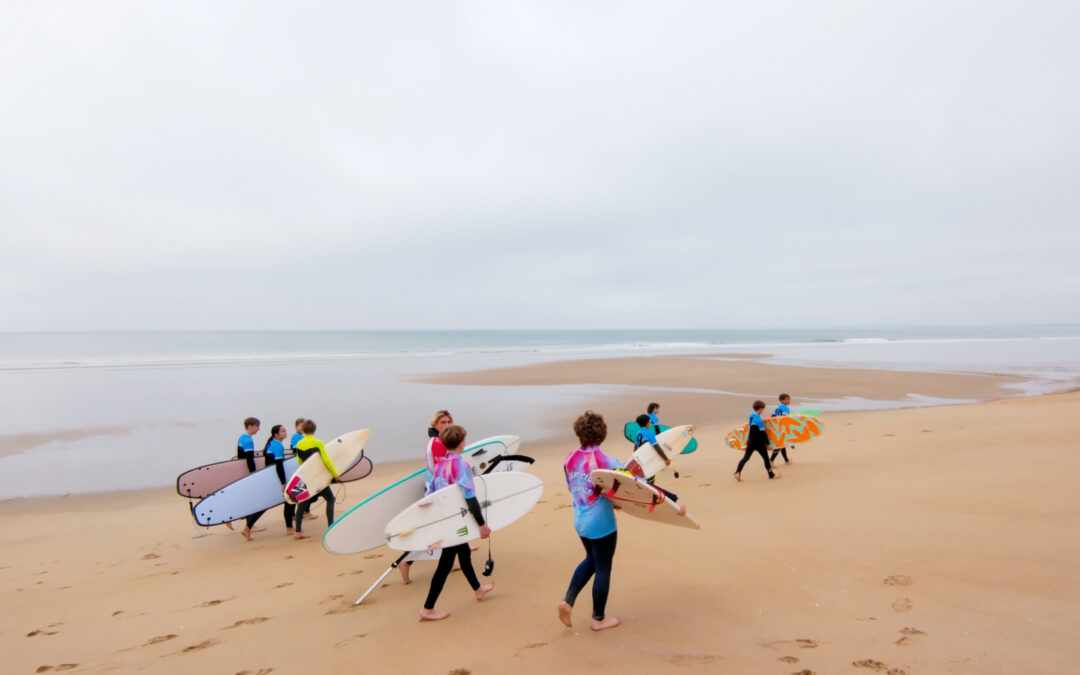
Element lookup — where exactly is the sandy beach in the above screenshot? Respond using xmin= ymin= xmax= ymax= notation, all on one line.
xmin=3 ymin=358 xmax=1078 ymax=674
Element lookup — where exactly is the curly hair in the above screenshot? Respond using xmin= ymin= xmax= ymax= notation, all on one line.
xmin=573 ymin=410 xmax=607 ymax=446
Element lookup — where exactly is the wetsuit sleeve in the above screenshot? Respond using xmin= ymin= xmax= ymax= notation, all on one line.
xmin=317 ymin=442 xmax=339 ymax=477
xmin=274 ymin=459 xmax=287 ymax=484
xmin=465 ymin=495 xmax=486 ymax=527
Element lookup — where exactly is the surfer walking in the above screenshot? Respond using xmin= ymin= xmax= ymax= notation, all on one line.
xmin=399 ymin=410 xmax=456 ymax=585
xmin=734 ymin=400 xmax=780 ymax=481
xmin=292 ymin=419 xmax=338 ymax=539
xmin=418 ymin=424 xmax=494 ymax=621
xmin=769 ymin=393 xmax=794 ymax=465
xmin=558 ymin=410 xmax=623 ymax=632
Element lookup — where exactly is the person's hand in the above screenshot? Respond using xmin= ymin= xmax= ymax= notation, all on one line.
xmin=480 ymin=524 xmax=491 ymax=539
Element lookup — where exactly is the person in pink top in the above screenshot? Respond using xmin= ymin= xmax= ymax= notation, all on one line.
xmin=557 ymin=410 xmax=624 ymax=632
xmin=418 ymin=425 xmax=495 ymax=621
xmin=399 ymin=410 xmax=456 ymax=585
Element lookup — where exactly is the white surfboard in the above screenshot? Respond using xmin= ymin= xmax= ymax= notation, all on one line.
xmin=589 ymin=469 xmax=700 ymax=529
xmin=284 ymin=429 xmax=371 ymax=504
xmin=322 ymin=435 xmax=522 ymax=555
xmin=624 ymin=425 xmax=695 ymax=480
xmin=384 ymin=471 xmax=544 ymax=551
xmin=192 ymin=457 xmax=300 ymax=526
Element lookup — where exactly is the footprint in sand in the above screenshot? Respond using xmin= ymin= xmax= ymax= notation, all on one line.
xmin=895 ymin=627 xmax=926 ymax=646
xmin=112 ymin=611 xmax=124 ymax=617
xmin=274 ymin=582 xmax=293 ymax=589
xmin=144 ymin=634 xmax=178 ymax=646
xmin=141 ymin=553 xmax=160 ymax=560
xmin=779 ymin=655 xmax=800 ymax=663
xmin=35 ymin=665 xmax=78 ymax=672
xmin=198 ymin=599 xmax=224 ymax=608
xmin=883 ymin=575 xmax=912 ymax=587
xmin=448 ymin=669 xmax=471 ymax=675
xmin=891 ymin=598 xmax=913 ymax=613
xmin=514 ymin=641 xmax=549 ymax=657
xmin=235 ymin=670 xmax=273 ymax=675
xmin=182 ymin=639 xmax=219 ymax=653
xmin=665 ymin=653 xmax=719 ymax=666
xmin=319 ymin=595 xmax=344 ymax=605
xmin=224 ymin=618 xmax=270 ymax=629
xmin=792 ymin=670 xmax=815 ymax=675
xmin=795 ymin=639 xmax=817 ymax=649
xmin=27 ymin=629 xmax=59 ymax=637
xmin=362 ymin=553 xmax=382 ymax=560
xmin=852 ymin=659 xmax=906 ymax=674
xmin=334 ymin=633 xmax=368 ymax=648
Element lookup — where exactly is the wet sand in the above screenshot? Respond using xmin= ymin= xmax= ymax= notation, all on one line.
xmin=2 ymin=360 xmax=1077 ymax=674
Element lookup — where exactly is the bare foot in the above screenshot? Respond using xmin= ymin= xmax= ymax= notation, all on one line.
xmin=285 ymin=528 xmax=294 ymax=536
xmin=770 ymin=473 xmax=782 ymax=480
xmin=241 ymin=527 xmax=253 ymax=541
xmin=591 ymin=616 xmax=621 ymax=631
xmin=294 ymin=532 xmax=310 ymax=540
xmin=733 ymin=472 xmax=742 ymax=482
xmin=303 ymin=513 xmax=317 ymax=520
xmin=398 ymin=563 xmax=411 ymax=585
xmin=251 ymin=526 xmax=265 ymax=532
xmin=419 ymin=608 xmax=449 ymax=621
xmin=474 ymin=583 xmax=494 ymax=601
xmin=558 ymin=600 xmax=573 ymax=627
xmin=225 ymin=521 xmax=235 ymax=530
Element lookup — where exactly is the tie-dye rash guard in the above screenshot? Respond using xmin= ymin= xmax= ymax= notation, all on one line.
xmin=426 ymin=453 xmax=475 ymax=499
xmin=563 ymin=446 xmax=624 ymax=539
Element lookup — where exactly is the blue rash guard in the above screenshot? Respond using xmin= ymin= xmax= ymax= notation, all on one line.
xmin=648 ymin=412 xmax=659 ymax=426
xmin=237 ymin=433 xmax=255 ymax=454
xmin=749 ymin=412 xmax=765 ymax=431
xmin=635 ymin=426 xmax=658 ymax=448
xmin=266 ymin=438 xmax=286 ymax=461
xmin=773 ymin=403 xmax=791 ymax=416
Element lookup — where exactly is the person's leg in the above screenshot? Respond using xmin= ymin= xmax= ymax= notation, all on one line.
xmin=320 ymin=487 xmax=335 ymax=525
xmin=294 ymin=500 xmax=310 ymax=537
xmin=735 ymin=449 xmax=754 ymax=479
xmin=283 ymin=502 xmax=295 ymax=533
xmin=780 ymin=446 xmax=790 ymax=462
xmin=756 ymin=447 xmax=776 ymax=478
xmin=589 ymin=531 xmax=620 ymax=630
xmin=770 ymin=448 xmax=781 ymax=463
xmin=559 ymin=536 xmax=597 ymax=626
xmin=241 ymin=510 xmax=266 ymax=540
xmin=421 ymin=547 xmax=458 ymax=619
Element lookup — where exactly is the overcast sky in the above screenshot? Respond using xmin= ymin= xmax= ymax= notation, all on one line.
xmin=2 ymin=2 xmax=1078 ymax=330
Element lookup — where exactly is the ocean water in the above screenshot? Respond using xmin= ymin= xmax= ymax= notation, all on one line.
xmin=1 ymin=326 xmax=1078 ymax=498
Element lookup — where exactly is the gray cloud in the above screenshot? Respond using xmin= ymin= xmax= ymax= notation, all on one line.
xmin=2 ymin=1 xmax=1078 ymax=330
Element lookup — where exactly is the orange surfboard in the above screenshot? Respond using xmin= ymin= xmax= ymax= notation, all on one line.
xmin=724 ymin=414 xmax=824 ymax=451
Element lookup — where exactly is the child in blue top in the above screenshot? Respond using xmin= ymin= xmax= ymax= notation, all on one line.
xmin=558 ymin=410 xmax=623 ymax=632
xmin=734 ymin=401 xmax=779 ymax=481
xmin=241 ymin=424 xmax=292 ymax=541
xmin=770 ymin=393 xmax=794 ymax=465
xmin=634 ymin=413 xmax=658 ymax=448
xmin=419 ymin=425 xmax=494 ymax=621
xmin=647 ymin=402 xmax=660 ymax=427
xmin=237 ymin=417 xmax=260 ymax=472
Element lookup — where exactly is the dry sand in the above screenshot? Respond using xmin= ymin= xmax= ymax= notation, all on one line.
xmin=2 ymin=359 xmax=1078 ymax=674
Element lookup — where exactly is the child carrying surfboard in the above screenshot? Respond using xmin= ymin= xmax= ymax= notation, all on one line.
xmin=400 ymin=409 xmax=456 ymax=585
xmin=734 ymin=401 xmax=780 ymax=481
xmin=419 ymin=425 xmax=494 ymax=621
xmin=769 ymin=393 xmax=794 ymax=465
xmin=558 ymin=410 xmax=623 ymax=632
xmin=292 ymin=419 xmax=338 ymax=539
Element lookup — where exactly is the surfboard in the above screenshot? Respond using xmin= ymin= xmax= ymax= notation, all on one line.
xmin=797 ymin=409 xmax=822 ymax=418
xmin=285 ymin=429 xmax=372 ymax=504
xmin=623 ymin=422 xmax=699 ymax=454
xmin=624 ymin=425 xmax=695 ymax=480
xmin=724 ymin=414 xmax=825 ymax=451
xmin=322 ymin=435 xmax=522 ymax=555
xmin=589 ymin=469 xmax=699 ymax=529
xmin=192 ymin=457 xmax=301 ymax=526
xmin=384 ymin=471 xmax=544 ymax=551
xmin=176 ymin=453 xmax=294 ymax=499
xmin=177 ymin=451 xmax=372 ymax=499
